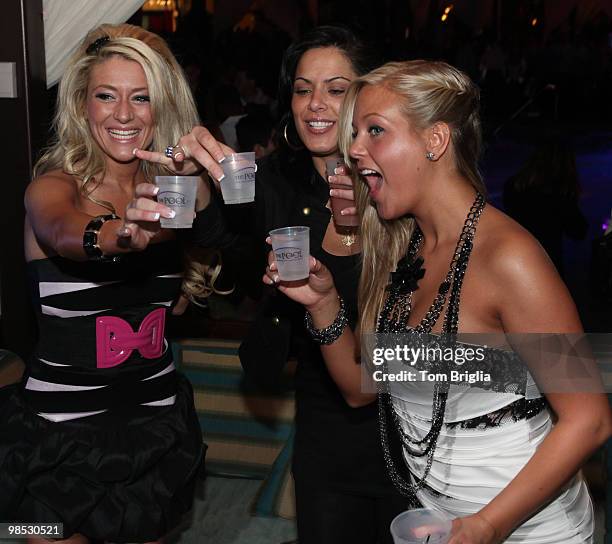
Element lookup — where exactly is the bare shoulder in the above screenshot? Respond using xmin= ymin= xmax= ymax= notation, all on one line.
xmin=475 ymin=205 xmax=553 ymax=279
xmin=473 ymin=205 xmax=581 ymax=333
xmin=25 ymin=170 xmax=78 ymax=210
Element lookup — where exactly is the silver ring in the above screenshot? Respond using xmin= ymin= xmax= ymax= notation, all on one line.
xmin=165 ymin=144 xmax=186 ymax=160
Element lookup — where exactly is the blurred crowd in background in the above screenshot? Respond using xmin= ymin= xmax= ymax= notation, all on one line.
xmin=47 ymin=0 xmax=612 ymax=326
xmin=122 ymin=0 xmax=612 ymax=146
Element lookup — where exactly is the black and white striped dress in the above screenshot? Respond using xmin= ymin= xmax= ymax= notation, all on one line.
xmin=0 ymin=240 xmax=204 ymax=541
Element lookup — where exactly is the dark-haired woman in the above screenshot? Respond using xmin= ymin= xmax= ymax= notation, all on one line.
xmin=133 ymin=26 xmax=408 ymax=544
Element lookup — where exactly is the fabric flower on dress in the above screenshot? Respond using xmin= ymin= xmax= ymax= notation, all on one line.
xmin=387 ymin=255 xmax=426 ymax=295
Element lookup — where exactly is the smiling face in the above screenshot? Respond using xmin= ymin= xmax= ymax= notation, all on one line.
xmin=349 ymin=84 xmax=429 ymax=220
xmin=86 ymin=56 xmax=154 ymax=165
xmin=291 ymin=47 xmax=356 ymax=158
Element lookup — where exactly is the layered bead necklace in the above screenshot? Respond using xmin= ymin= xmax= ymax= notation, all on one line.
xmin=376 ymin=192 xmax=486 ymax=499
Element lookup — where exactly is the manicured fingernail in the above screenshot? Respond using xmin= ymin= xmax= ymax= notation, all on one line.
xmin=329 ymin=189 xmax=336 ymax=197
xmin=340 ymin=209 xmax=347 ymax=215
xmin=153 ymin=186 xmax=160 ymax=195
xmin=163 ymin=210 xmax=176 ymax=219
xmin=273 ymin=274 xmax=280 ymax=283
xmin=270 ymin=262 xmax=277 ymax=271
xmin=152 ymin=212 xmax=160 ymax=220
xmin=334 ymin=167 xmax=341 ymax=175
xmin=132 ymin=148 xmax=138 ymax=155
xmin=328 ymin=175 xmax=336 ymax=183
xmin=217 ymin=174 xmax=225 ymax=182
xmin=218 ymin=156 xmax=226 ymax=164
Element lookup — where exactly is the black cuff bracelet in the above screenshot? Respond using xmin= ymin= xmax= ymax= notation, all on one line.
xmin=83 ymin=213 xmax=120 ymax=261
xmin=304 ymin=297 xmax=348 ymax=345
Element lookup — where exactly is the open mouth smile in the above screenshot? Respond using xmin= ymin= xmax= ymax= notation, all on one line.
xmin=107 ymin=128 xmax=141 ymax=142
xmin=359 ymin=168 xmax=383 ymax=199
xmin=305 ymin=120 xmax=335 ymax=133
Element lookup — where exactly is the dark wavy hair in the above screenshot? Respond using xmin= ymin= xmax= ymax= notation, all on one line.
xmin=276 ymin=25 xmax=378 ymax=164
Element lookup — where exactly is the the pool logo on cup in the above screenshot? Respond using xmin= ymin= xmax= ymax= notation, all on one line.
xmin=158 ymin=191 xmax=187 ymax=207
xmin=233 ymin=166 xmax=256 ymax=183
xmin=275 ymin=247 xmax=303 ymax=261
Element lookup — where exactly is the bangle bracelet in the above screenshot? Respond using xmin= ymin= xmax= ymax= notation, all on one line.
xmin=304 ymin=297 xmax=348 ymax=345
xmin=83 ymin=213 xmax=121 ymax=262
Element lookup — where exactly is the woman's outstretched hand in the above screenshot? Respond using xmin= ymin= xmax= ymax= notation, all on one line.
xmin=263 ymin=241 xmax=337 ymax=312
xmin=125 ymin=176 xmax=211 ymax=232
xmin=116 ymin=194 xmax=168 ymax=251
xmin=133 ymin=126 xmax=235 ymax=189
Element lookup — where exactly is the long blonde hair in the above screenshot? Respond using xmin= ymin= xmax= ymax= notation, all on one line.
xmin=338 ymin=60 xmax=486 ymax=332
xmin=34 ymin=24 xmax=200 ymax=208
xmin=181 ymin=248 xmax=235 ymax=307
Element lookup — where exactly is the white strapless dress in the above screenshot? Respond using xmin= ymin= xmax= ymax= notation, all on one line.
xmin=388 ymin=375 xmax=594 ymax=543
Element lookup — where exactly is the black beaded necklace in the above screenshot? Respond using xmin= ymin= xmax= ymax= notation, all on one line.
xmin=376 ymin=192 xmax=486 ymax=499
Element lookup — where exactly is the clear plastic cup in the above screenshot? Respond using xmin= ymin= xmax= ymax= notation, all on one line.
xmin=220 ymin=152 xmax=257 ymax=204
xmin=269 ymin=226 xmax=310 ymax=281
xmin=390 ymin=508 xmax=452 ymax=544
xmin=154 ymin=176 xmax=199 ymax=228
xmin=326 ymin=157 xmax=359 ymax=227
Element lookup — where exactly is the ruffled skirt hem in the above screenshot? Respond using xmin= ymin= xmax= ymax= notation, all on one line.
xmin=0 ymin=374 xmax=205 ymax=542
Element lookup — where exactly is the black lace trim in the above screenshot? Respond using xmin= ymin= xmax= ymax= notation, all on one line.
xmin=376 ymin=332 xmax=532 ymax=396
xmin=445 ymin=397 xmax=548 ymax=430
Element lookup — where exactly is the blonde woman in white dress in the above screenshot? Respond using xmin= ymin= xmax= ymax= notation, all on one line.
xmin=263 ymin=60 xmax=612 ymax=543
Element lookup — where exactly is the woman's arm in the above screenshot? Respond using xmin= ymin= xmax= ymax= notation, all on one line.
xmin=265 ymin=253 xmax=376 ymax=407
xmin=25 ymin=173 xmax=152 ymax=260
xmin=453 ymin=230 xmax=612 ymax=542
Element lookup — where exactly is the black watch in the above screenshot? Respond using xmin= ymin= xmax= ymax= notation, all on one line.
xmin=83 ymin=213 xmax=120 ymax=261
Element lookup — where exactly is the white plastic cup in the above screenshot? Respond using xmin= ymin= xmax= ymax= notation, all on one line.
xmin=155 ymin=176 xmax=199 ymax=228
xmin=390 ymin=509 xmax=452 ymax=544
xmin=325 ymin=157 xmax=359 ymax=227
xmin=220 ymin=152 xmax=257 ymax=204
xmin=269 ymin=226 xmax=310 ymax=281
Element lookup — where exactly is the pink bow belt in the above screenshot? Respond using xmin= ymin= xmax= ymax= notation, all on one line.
xmin=95 ymin=308 xmax=165 ymax=369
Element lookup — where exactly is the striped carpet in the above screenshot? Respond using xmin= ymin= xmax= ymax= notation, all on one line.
xmin=174 ymin=338 xmax=296 ymax=519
